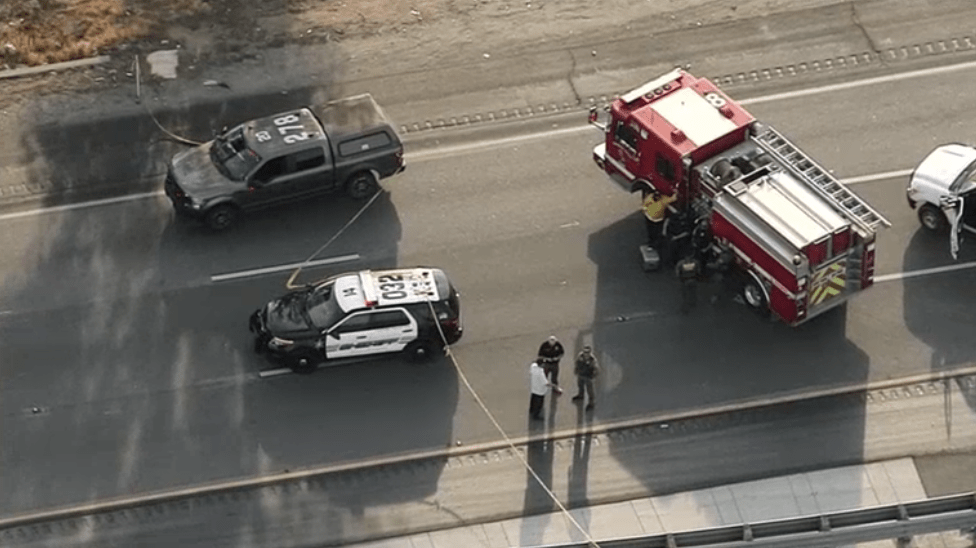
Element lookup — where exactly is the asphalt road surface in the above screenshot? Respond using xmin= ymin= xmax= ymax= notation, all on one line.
xmin=2 ymin=52 xmax=976 ymax=523
xmin=3 ymin=372 xmax=975 ymax=547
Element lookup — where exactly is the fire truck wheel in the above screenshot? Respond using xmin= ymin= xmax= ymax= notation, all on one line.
xmin=918 ymin=204 xmax=948 ymax=233
xmin=741 ymin=278 xmax=770 ymax=317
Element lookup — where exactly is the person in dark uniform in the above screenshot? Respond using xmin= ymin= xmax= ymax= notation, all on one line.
xmin=537 ymin=335 xmax=565 ymax=395
xmin=572 ymin=346 xmax=599 ymax=411
xmin=676 ymin=253 xmax=702 ymax=313
xmin=704 ymin=245 xmax=735 ymax=304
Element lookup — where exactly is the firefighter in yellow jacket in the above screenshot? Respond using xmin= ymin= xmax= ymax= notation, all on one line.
xmin=642 ymin=189 xmax=678 ymax=252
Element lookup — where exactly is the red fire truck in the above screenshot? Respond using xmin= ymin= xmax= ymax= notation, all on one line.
xmin=589 ymin=69 xmax=890 ymax=326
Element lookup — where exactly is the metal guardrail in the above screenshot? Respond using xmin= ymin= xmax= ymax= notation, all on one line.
xmin=528 ymin=493 xmax=976 ymax=548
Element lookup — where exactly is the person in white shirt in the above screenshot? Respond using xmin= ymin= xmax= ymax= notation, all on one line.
xmin=529 ymin=361 xmax=551 ymax=420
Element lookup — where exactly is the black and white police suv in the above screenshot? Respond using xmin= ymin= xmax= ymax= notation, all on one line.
xmin=249 ymin=267 xmax=463 ymax=373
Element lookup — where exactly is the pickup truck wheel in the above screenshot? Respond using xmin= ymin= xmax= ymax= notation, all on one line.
xmin=205 ymin=204 xmax=239 ymax=231
xmin=405 ymin=339 xmax=437 ymax=363
xmin=288 ymin=351 xmax=320 ymax=375
xmin=918 ymin=204 xmax=947 ymax=233
xmin=346 ymin=172 xmax=378 ymax=200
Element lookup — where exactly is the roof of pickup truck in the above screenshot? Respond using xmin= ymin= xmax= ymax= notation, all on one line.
xmin=240 ymin=108 xmax=328 ymax=159
xmin=225 ymin=94 xmax=396 ymax=161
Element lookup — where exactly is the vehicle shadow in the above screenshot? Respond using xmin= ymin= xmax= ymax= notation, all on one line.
xmin=903 ymin=229 xmax=976 ymax=410
xmin=0 ymin=85 xmax=454 ymax=547
xmin=584 ymin=211 xmax=871 ymax=520
xmin=13 ymin=80 xmax=338 ymax=206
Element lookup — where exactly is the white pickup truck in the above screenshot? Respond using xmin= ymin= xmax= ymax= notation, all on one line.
xmin=907 ymin=143 xmax=976 ymax=259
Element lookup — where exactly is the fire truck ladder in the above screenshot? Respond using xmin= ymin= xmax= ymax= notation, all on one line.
xmin=754 ymin=126 xmax=891 ymax=232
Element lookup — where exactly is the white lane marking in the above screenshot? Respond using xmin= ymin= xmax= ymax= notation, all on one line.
xmin=5 ymin=58 xmax=976 ymax=218
xmin=410 ymin=61 xmax=976 ymax=161
xmin=0 ymin=191 xmax=164 ymax=221
xmin=875 ymin=261 xmax=976 ymax=283
xmin=407 ymin=125 xmax=587 ymax=162
xmin=841 ymin=169 xmax=912 ymax=185
xmin=210 ymin=254 xmax=360 ymax=282
xmin=740 ymin=58 xmax=976 ymax=106
xmin=258 ymin=367 xmax=293 ymax=378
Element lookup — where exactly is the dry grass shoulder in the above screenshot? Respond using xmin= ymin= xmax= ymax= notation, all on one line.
xmin=0 ymin=0 xmax=206 ymax=67
xmin=0 ymin=0 xmax=449 ymax=69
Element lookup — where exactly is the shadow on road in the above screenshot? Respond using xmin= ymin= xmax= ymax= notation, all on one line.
xmin=14 ymin=78 xmax=344 ymax=205
xmin=520 ymin=416 xmax=556 ymax=547
xmin=0 ymin=72 xmax=456 ymax=548
xmin=903 ymin=229 xmax=976 ymax=410
xmin=584 ymin=211 xmax=871 ymax=521
xmin=566 ymin=409 xmax=594 ymax=543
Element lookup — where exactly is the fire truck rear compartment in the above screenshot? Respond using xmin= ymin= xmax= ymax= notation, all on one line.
xmin=694 ymin=137 xmax=870 ymax=324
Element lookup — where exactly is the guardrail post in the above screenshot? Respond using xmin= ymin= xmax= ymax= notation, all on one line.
xmin=896 ymin=504 xmax=912 ymax=547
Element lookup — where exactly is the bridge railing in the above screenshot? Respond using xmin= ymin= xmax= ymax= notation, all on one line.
xmin=527 ymin=492 xmax=976 ymax=548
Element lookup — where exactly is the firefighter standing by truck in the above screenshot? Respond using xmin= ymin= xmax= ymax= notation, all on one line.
xmin=642 ymin=188 xmax=678 ymax=264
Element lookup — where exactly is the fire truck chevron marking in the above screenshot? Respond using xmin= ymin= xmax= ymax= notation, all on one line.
xmin=809 ymin=261 xmax=846 ymax=307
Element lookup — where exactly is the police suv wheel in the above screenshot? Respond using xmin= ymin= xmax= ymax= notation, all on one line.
xmin=205 ymin=204 xmax=238 ymax=231
xmin=405 ymin=340 xmax=436 ymax=363
xmin=289 ymin=352 xmax=319 ymax=375
xmin=346 ymin=172 xmax=378 ymax=200
xmin=918 ymin=204 xmax=947 ymax=233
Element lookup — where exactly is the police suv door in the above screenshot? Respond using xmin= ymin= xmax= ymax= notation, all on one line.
xmin=324 ymin=309 xmax=417 ymax=359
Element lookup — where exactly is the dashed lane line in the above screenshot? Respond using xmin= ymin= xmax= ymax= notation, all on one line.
xmin=258 ymin=367 xmax=293 ymax=379
xmin=210 ymin=254 xmax=360 ymax=282
xmin=875 ymin=261 xmax=976 ymax=283
xmin=843 ymin=169 xmax=912 ymax=185
xmin=0 ymin=191 xmax=164 ymax=221
xmin=0 ymin=167 xmax=909 ymax=223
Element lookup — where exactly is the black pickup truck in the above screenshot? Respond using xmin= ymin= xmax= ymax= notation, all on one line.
xmin=164 ymin=94 xmax=405 ymax=230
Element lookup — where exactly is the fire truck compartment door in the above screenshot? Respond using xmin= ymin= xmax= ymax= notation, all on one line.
xmin=807 ymin=258 xmax=847 ymax=308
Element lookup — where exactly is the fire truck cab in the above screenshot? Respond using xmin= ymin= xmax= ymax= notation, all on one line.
xmin=589 ymin=69 xmax=891 ymax=326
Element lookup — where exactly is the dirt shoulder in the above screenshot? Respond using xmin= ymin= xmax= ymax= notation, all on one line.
xmin=0 ymin=0 xmax=846 ymax=111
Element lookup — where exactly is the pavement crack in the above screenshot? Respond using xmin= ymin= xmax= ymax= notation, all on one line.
xmin=566 ymin=49 xmax=582 ymax=106
xmin=850 ymin=1 xmax=886 ymax=66
xmin=422 ymin=497 xmax=469 ymax=525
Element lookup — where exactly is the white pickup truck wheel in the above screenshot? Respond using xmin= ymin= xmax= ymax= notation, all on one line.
xmin=918 ymin=204 xmax=948 ymax=233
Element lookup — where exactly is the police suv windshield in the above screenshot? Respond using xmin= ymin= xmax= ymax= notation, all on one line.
xmin=305 ymin=283 xmax=345 ymax=329
xmin=210 ymin=125 xmax=261 ymax=181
